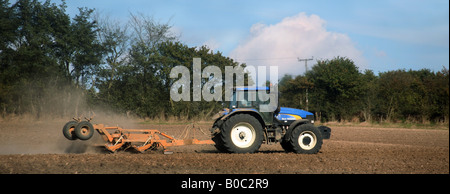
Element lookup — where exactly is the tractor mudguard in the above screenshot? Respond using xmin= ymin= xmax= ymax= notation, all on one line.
xmin=283 ymin=119 xmax=311 ymax=141
xmin=211 ymin=109 xmax=266 ymax=136
xmin=219 ymin=109 xmax=265 ymax=127
xmin=288 ymin=119 xmax=312 ymax=129
xmin=219 ymin=108 xmax=259 ymax=121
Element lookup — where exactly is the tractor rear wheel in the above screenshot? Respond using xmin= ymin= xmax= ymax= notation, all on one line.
xmin=74 ymin=121 xmax=94 ymax=140
xmin=213 ymin=114 xmax=263 ymax=153
xmin=288 ymin=124 xmax=323 ymax=154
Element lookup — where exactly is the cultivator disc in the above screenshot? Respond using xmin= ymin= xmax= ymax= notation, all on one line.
xmin=62 ymin=119 xmax=214 ymax=154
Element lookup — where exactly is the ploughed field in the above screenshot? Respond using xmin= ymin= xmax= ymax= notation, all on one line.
xmin=0 ymin=119 xmax=448 ymax=174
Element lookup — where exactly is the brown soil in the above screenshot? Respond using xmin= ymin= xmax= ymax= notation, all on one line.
xmin=0 ymin=119 xmax=448 ymax=174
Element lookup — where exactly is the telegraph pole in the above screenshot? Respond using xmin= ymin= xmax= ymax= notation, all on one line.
xmin=297 ymin=56 xmax=313 ymax=111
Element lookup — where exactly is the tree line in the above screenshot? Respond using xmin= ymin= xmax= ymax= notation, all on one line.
xmin=1 ymin=0 xmax=448 ymax=124
xmin=0 ymin=0 xmax=246 ymax=120
xmin=279 ymin=57 xmax=449 ymax=123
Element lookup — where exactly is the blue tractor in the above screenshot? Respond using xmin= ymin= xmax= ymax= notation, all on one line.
xmin=210 ymin=87 xmax=331 ymax=154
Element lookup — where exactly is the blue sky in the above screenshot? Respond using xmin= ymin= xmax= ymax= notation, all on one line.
xmin=57 ymin=0 xmax=448 ymax=76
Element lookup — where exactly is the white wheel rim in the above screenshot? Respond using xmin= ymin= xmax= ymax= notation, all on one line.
xmin=231 ymin=122 xmax=256 ymax=148
xmin=298 ymin=131 xmax=317 ymax=150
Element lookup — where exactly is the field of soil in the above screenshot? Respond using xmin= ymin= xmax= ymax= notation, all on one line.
xmin=0 ymin=117 xmax=448 ymax=174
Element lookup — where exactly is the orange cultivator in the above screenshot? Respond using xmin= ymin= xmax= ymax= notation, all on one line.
xmin=62 ymin=119 xmax=214 ymax=154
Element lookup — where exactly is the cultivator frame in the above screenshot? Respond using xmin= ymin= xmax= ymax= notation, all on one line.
xmin=63 ymin=118 xmax=214 ymax=154
xmin=95 ymin=124 xmax=214 ymax=153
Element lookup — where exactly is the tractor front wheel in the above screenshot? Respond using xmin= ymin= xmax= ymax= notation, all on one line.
xmin=288 ymin=124 xmax=323 ymax=154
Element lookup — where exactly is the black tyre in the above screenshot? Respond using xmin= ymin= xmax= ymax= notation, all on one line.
xmin=74 ymin=121 xmax=94 ymax=141
xmin=62 ymin=121 xmax=78 ymax=140
xmin=289 ymin=124 xmax=323 ymax=154
xmin=280 ymin=138 xmax=293 ymax=152
xmin=212 ymin=129 xmax=228 ymax=153
xmin=213 ymin=114 xmax=263 ymax=153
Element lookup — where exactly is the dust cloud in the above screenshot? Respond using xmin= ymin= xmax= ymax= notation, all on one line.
xmin=0 ymin=110 xmax=142 ymax=155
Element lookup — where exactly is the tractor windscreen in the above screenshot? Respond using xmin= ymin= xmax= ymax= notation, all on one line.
xmin=233 ymin=89 xmax=271 ymax=109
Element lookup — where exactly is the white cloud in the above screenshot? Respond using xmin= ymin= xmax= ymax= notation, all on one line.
xmin=229 ymin=12 xmax=367 ymax=80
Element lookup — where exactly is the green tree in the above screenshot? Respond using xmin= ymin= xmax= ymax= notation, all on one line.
xmin=0 ymin=0 xmax=103 ymax=118
xmin=92 ymin=13 xmax=247 ymax=119
xmin=71 ymin=7 xmax=103 ymax=88
xmin=360 ymin=69 xmax=378 ymax=122
xmin=278 ymin=74 xmax=313 ymax=110
xmin=307 ymin=56 xmax=363 ymax=121
xmin=435 ymin=67 xmax=449 ymax=123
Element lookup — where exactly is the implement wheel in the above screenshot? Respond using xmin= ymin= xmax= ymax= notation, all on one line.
xmin=62 ymin=121 xmax=78 ymax=140
xmin=74 ymin=121 xmax=94 ymax=140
